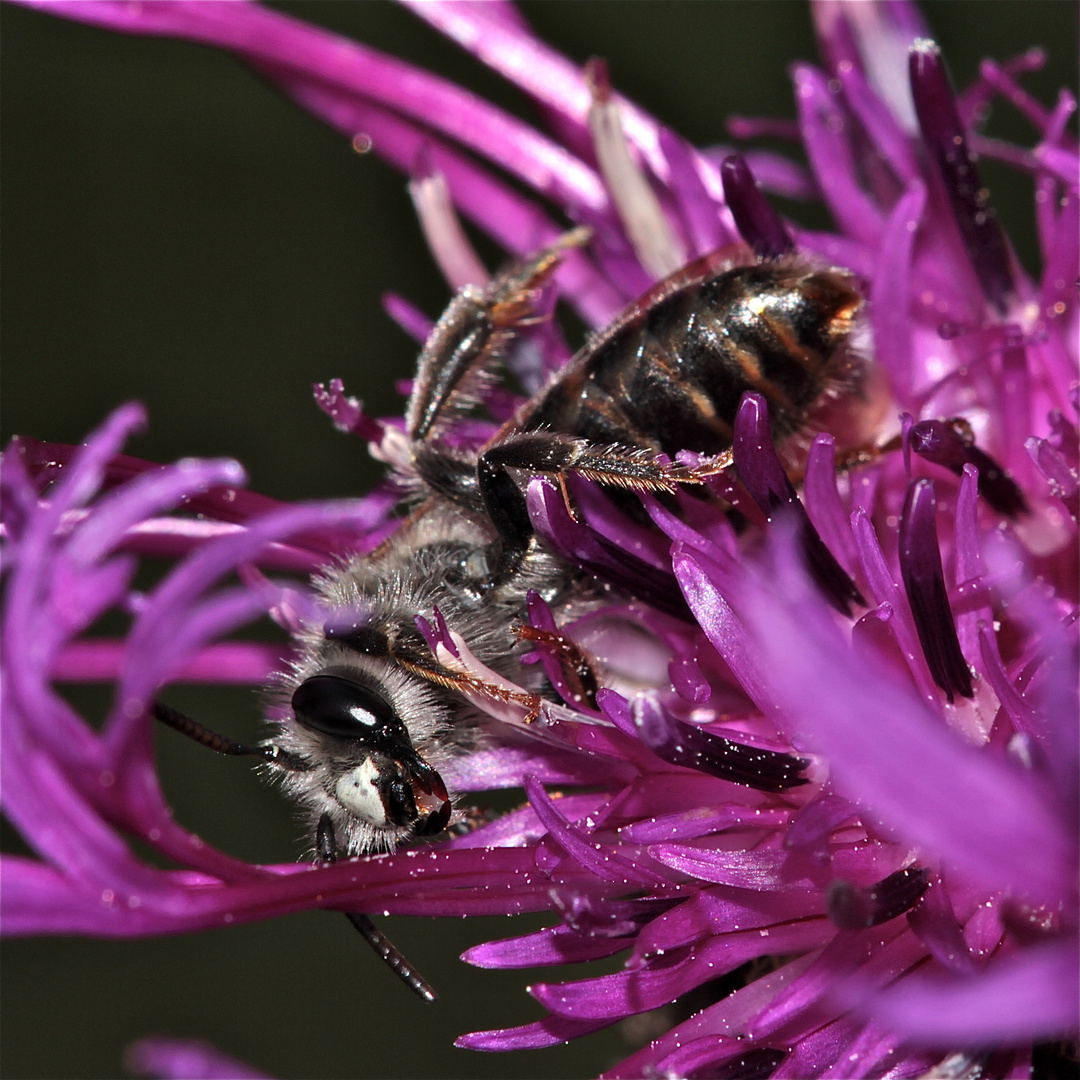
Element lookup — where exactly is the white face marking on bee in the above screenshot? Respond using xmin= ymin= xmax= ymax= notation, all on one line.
xmin=335 ymin=758 xmax=387 ymax=826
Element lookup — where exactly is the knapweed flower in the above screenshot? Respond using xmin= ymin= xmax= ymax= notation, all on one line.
xmin=3 ymin=3 xmax=1077 ymax=1080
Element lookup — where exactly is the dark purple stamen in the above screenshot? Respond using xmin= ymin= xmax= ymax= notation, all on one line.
xmin=720 ymin=155 xmax=794 ymax=259
xmin=432 ymin=605 xmax=460 ymax=658
xmin=528 ymin=479 xmax=692 ymax=621
xmin=733 ymin=394 xmax=864 ymax=616
xmin=632 ymin=695 xmax=808 ymax=793
xmin=910 ymin=418 xmax=1029 ymax=517
xmin=414 ymin=613 xmax=439 ymax=655
xmin=899 ymin=479 xmax=974 ymax=701
xmin=826 ymin=866 xmax=930 ymax=930
xmin=909 ymin=40 xmax=1015 ymax=314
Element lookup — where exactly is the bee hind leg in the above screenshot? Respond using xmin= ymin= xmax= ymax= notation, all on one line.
xmin=406 ymin=228 xmax=590 ymax=446
xmin=478 ymin=431 xmax=726 ymax=580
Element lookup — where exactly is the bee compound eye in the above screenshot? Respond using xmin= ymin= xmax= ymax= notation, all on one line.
xmin=291 ymin=673 xmax=396 ymax=742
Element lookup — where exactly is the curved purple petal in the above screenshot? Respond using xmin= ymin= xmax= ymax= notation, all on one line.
xmin=740 ymin=528 xmax=1077 ymax=906
xmin=868 ymin=940 xmax=1079 ymax=1043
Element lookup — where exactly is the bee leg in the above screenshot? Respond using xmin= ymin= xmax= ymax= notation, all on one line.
xmin=315 ymin=813 xmax=438 ymax=1004
xmin=478 ymin=431 xmax=726 ymax=580
xmin=151 ymin=700 xmax=310 ymax=773
xmin=515 ymin=623 xmax=600 ymax=710
xmin=155 ymin=703 xmax=437 ymax=1002
xmin=476 ymin=452 xmax=535 ymax=581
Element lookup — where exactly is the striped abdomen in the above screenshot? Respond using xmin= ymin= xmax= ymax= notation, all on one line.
xmin=521 ymin=256 xmax=862 ymax=457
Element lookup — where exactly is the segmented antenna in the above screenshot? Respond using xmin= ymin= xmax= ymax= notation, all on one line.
xmin=151 ymin=700 xmax=309 ymax=772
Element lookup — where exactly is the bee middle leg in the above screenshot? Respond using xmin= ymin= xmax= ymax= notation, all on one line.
xmin=315 ymin=814 xmax=438 ymax=1004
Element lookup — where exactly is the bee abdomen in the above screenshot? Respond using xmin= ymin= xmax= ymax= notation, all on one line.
xmin=526 ymin=259 xmax=861 ymax=459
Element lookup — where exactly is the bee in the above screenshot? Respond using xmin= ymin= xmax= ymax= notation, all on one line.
xmin=155 ymin=230 xmax=867 ymax=1000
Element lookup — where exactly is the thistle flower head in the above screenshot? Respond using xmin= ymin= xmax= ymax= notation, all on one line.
xmin=3 ymin=2 xmax=1077 ymax=1078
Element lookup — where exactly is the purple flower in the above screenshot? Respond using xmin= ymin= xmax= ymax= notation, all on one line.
xmin=3 ymin=2 xmax=1077 ymax=1078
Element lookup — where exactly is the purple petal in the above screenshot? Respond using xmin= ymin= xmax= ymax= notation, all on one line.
xmin=906 ymin=876 xmax=976 ymax=975
xmin=123 ymin=1037 xmax=271 ymax=1080
xmin=852 ymin=509 xmax=939 ymax=702
xmin=381 ymin=291 xmax=434 ymax=344
xmin=772 ymin=1017 xmax=863 ymax=1079
xmin=672 ymin=549 xmax=780 ymax=719
xmin=12 ymin=436 xmax=366 ymax=558
xmin=658 ymin=129 xmax=729 ymax=255
xmin=632 ymin=885 xmax=824 ymax=960
xmin=803 ymin=435 xmax=859 ymax=578
xmin=604 ymin=951 xmax=820 ymax=1078
xmin=733 ymin=394 xmax=863 ymax=615
xmin=402 ymin=0 xmax=687 ymax=185
xmin=793 ymin=64 xmax=885 ymax=246
xmin=113 ymin=500 xmax=384 ymax=740
xmin=740 ymin=529 xmax=1077 ymax=905
xmin=835 ymin=60 xmax=919 ymax=184
xmin=522 ymin=775 xmax=669 ymax=888
xmin=868 ymin=940 xmax=1079 ymax=1043
xmin=784 ymin=793 xmax=859 ymax=861
xmin=751 ymin=926 xmax=928 ymax=1040
xmin=463 ymin=923 xmax=630 ymax=969
xmin=54 ymin=641 xmax=282 ymax=685
xmin=456 ymin=1014 xmax=612 ymax=1051
xmin=868 ymin=179 xmax=925 ymax=396
xmin=621 ymin=804 xmax=789 ymax=845
xmin=649 ymin=846 xmax=806 ymax=891
xmin=532 ymin=919 xmax=834 ymax=1020
xmin=957 ymin=46 xmax=1047 ymax=128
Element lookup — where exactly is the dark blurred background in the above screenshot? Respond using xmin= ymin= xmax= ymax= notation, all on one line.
xmin=2 ymin=3 xmax=1076 ymax=1078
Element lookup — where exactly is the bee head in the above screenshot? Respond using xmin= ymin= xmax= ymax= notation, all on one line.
xmin=290 ymin=672 xmax=450 ymax=836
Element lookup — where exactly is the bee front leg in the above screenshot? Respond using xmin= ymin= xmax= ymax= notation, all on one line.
xmin=315 ymin=814 xmax=438 ymax=1004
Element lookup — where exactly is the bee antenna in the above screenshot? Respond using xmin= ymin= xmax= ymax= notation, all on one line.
xmin=151 ymin=700 xmax=310 ymax=772
xmin=315 ymin=813 xmax=438 ymax=1004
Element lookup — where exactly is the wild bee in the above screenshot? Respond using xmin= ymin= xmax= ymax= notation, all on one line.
xmin=156 ymin=230 xmax=869 ymax=1000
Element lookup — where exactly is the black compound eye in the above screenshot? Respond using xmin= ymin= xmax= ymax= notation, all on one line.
xmin=291 ymin=674 xmax=396 ymax=742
